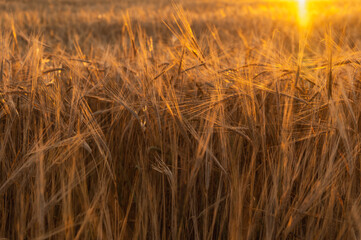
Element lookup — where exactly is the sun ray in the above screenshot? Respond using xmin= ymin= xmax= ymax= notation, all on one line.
xmin=298 ymin=0 xmax=308 ymax=26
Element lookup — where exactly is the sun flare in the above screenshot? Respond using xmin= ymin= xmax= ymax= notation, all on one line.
xmin=297 ymin=0 xmax=308 ymax=26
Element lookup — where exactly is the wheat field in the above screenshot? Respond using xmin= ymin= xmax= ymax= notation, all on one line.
xmin=1 ymin=0 xmax=361 ymax=239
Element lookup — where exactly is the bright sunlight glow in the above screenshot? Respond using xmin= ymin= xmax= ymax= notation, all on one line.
xmin=297 ymin=0 xmax=308 ymax=26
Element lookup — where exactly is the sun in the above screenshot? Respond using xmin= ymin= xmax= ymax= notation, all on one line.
xmin=297 ymin=0 xmax=308 ymax=26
